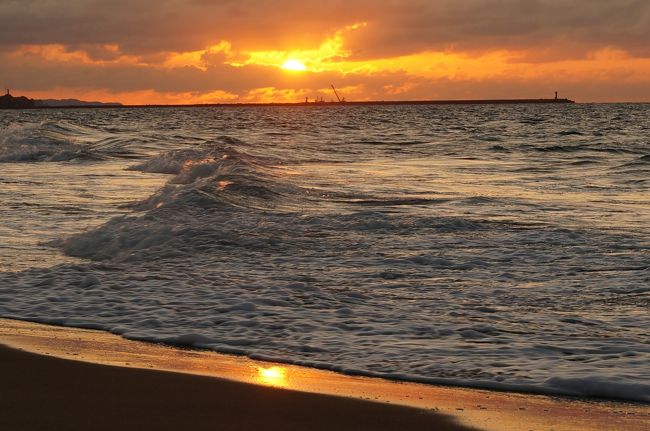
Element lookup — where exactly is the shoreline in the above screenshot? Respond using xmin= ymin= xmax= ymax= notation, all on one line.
xmin=1 ymin=97 xmax=575 ymax=110
xmin=3 ymin=318 xmax=645 ymax=403
xmin=0 ymin=344 xmax=467 ymax=431
xmin=1 ymin=318 xmax=647 ymax=430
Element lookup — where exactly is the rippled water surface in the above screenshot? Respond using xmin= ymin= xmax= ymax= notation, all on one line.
xmin=1 ymin=104 xmax=649 ymax=401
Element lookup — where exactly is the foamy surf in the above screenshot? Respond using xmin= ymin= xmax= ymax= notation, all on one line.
xmin=1 ymin=105 xmax=649 ymax=402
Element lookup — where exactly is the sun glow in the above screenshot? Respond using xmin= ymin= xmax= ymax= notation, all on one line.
xmin=281 ymin=59 xmax=307 ymax=71
xmin=256 ymin=366 xmax=288 ymax=386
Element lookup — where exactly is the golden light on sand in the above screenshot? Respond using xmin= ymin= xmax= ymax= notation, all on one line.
xmin=281 ymin=59 xmax=307 ymax=71
xmin=256 ymin=366 xmax=288 ymax=386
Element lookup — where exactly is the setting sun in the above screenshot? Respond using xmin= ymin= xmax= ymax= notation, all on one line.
xmin=281 ymin=59 xmax=307 ymax=71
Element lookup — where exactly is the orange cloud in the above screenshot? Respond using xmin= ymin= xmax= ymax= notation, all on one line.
xmin=242 ymin=23 xmax=366 ymax=72
xmin=163 ymin=41 xmax=236 ymax=71
xmin=3 ymin=16 xmax=650 ymax=104
xmin=9 ymin=44 xmax=142 ymax=66
xmin=22 ymin=87 xmax=239 ymax=105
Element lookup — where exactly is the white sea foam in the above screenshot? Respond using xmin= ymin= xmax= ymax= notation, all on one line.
xmin=1 ymin=106 xmax=649 ymax=402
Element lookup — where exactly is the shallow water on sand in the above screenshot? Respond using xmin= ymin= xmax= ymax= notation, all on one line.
xmin=1 ymin=104 xmax=649 ymax=401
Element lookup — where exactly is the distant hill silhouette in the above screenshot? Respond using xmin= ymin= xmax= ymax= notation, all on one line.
xmin=0 ymin=91 xmax=122 ymax=109
xmin=36 ymin=99 xmax=122 ymax=107
xmin=0 ymin=92 xmax=35 ymax=108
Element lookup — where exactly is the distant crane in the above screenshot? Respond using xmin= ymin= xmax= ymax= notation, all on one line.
xmin=331 ymin=85 xmax=345 ymax=103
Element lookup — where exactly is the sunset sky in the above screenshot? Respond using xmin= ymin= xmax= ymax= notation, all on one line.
xmin=1 ymin=0 xmax=650 ymax=104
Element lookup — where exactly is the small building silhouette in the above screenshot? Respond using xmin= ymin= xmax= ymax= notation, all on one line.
xmin=0 ymin=90 xmax=36 ymax=109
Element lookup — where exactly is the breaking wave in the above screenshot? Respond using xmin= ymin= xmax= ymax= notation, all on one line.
xmin=0 ymin=121 xmax=139 ymax=162
xmin=1 ymin=104 xmax=649 ymax=404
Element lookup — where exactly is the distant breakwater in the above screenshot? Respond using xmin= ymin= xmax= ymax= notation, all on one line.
xmin=4 ymin=97 xmax=576 ymax=109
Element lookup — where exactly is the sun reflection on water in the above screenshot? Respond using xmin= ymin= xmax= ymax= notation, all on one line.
xmin=256 ymin=366 xmax=288 ymax=387
xmin=217 ymin=180 xmax=233 ymax=190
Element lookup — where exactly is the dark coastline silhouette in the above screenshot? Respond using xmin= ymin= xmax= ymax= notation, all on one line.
xmin=36 ymin=98 xmax=122 ymax=107
xmin=0 ymin=91 xmax=35 ymax=109
xmin=0 ymin=90 xmax=575 ymax=109
xmin=0 ymin=91 xmax=122 ymax=109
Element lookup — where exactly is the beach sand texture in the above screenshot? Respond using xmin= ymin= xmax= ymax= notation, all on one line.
xmin=0 ymin=344 xmax=472 ymax=431
xmin=1 ymin=318 xmax=647 ymax=431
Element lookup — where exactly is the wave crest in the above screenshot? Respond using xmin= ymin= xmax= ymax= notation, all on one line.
xmin=0 ymin=121 xmax=137 ymax=162
xmin=58 ymin=138 xmax=307 ymax=261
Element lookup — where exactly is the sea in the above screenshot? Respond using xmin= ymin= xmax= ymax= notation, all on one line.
xmin=0 ymin=104 xmax=648 ymax=402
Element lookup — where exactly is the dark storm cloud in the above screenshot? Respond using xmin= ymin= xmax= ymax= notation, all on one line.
xmin=344 ymin=0 xmax=650 ymax=58
xmin=0 ymin=0 xmax=360 ymax=53
xmin=1 ymin=1 xmax=649 ymax=56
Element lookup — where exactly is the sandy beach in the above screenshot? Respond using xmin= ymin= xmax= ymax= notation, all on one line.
xmin=0 ymin=344 xmax=471 ymax=431
xmin=1 ymin=318 xmax=648 ymax=431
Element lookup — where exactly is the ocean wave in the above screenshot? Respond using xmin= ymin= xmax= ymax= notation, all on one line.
xmin=614 ymin=154 xmax=650 ymax=169
xmin=0 ymin=121 xmax=138 ymax=162
xmin=530 ymin=144 xmax=589 ymax=153
xmin=557 ymin=129 xmax=584 ymax=136
xmin=544 ymin=376 xmax=650 ymax=402
xmin=489 ymin=144 xmax=511 ymax=153
xmin=56 ymin=139 xmax=311 ymax=261
xmin=2 ymin=104 xmax=650 ymax=404
xmin=346 ymin=197 xmax=453 ymax=207
xmin=128 ymin=140 xmax=304 ymax=210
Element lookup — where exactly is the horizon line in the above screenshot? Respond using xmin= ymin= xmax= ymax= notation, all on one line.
xmin=3 ymin=96 xmax=584 ymax=109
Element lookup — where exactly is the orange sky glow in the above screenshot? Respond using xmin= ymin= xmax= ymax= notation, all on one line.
xmin=2 ymin=1 xmax=650 ymax=104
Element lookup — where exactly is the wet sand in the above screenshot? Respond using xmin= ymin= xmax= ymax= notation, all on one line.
xmin=0 ymin=345 xmax=471 ymax=431
xmin=1 ymin=318 xmax=647 ymax=430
